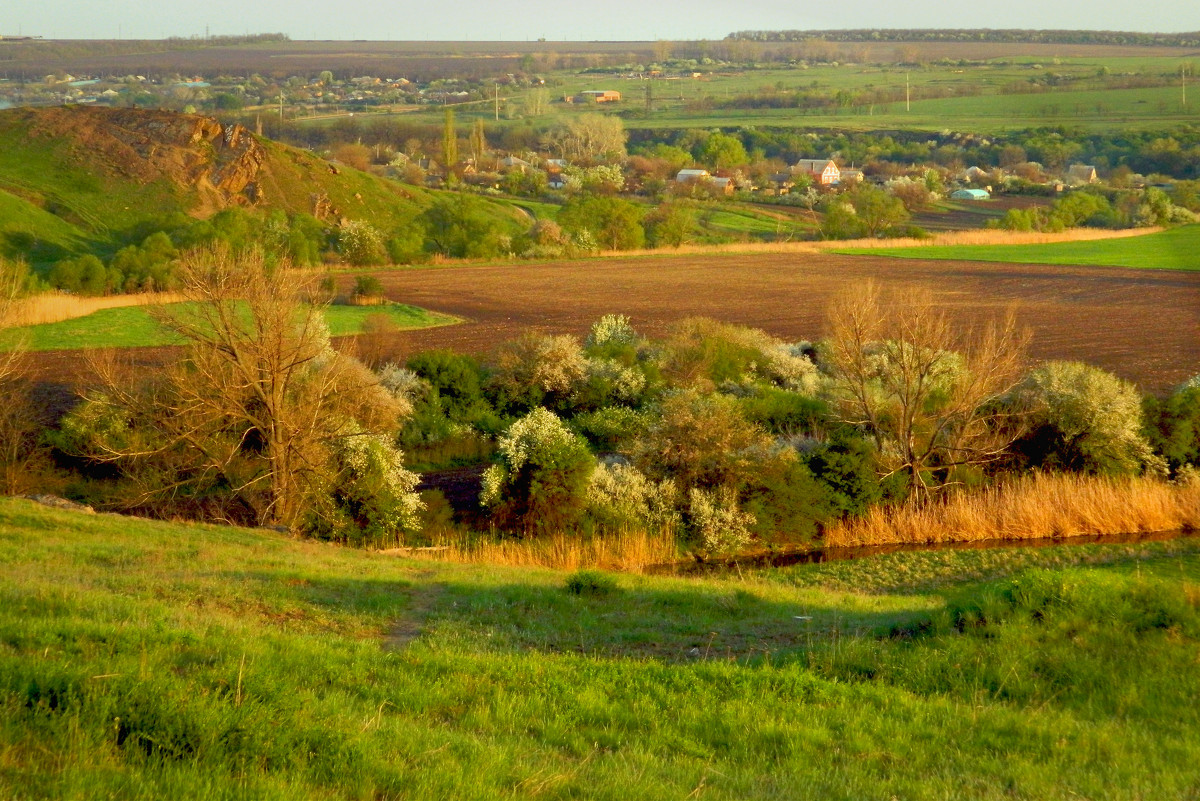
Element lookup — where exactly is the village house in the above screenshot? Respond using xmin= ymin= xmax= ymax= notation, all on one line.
xmin=577 ymin=90 xmax=621 ymax=103
xmin=792 ymin=158 xmax=840 ymax=185
xmin=1066 ymin=164 xmax=1099 ymax=185
xmin=675 ymin=168 xmax=711 ymax=183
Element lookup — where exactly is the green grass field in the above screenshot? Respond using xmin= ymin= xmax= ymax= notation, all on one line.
xmin=13 ymin=301 xmax=458 ymax=351
xmin=836 ymin=224 xmax=1200 ymax=270
xmin=2 ymin=495 xmax=1200 ymax=799
xmin=370 ymin=54 xmax=1200 ymax=134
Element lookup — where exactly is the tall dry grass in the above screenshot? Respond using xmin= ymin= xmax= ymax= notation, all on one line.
xmin=4 ymin=292 xmax=186 ymax=328
xmin=397 ymin=528 xmax=679 ymax=573
xmin=825 ymin=473 xmax=1200 ymax=548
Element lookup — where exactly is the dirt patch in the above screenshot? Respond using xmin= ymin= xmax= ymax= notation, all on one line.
xmin=382 ymin=579 xmax=444 ymax=651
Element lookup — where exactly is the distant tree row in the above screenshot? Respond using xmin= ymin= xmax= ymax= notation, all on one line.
xmin=726 ymin=29 xmax=1200 ymax=48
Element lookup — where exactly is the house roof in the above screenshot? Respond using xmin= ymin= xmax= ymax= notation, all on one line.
xmin=793 ymin=159 xmax=838 ymax=173
xmin=676 ymin=168 xmax=711 ymax=181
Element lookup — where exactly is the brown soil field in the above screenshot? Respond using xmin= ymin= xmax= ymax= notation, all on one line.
xmin=0 ymin=40 xmax=658 ymax=81
xmin=23 ymin=251 xmax=1199 ymax=398
xmin=369 ymin=251 xmax=1200 ymax=393
xmin=6 ymin=39 xmax=1196 ymax=80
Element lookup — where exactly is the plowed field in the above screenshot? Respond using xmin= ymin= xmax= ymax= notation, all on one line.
xmin=374 ymin=251 xmax=1200 ymax=392
xmin=26 ymin=251 xmax=1200 ymax=394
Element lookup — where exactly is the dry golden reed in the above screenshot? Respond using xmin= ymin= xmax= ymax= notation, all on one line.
xmin=825 ymin=473 xmax=1200 ymax=548
xmin=398 ymin=528 xmax=679 ymax=573
xmin=4 ymin=292 xmax=186 ymax=328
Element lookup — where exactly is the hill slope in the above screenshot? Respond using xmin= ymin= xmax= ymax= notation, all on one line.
xmin=2 ymin=496 xmax=1200 ymax=799
xmin=0 ymin=105 xmax=522 ymax=264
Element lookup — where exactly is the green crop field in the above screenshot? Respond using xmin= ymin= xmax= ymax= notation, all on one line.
xmin=835 ymin=224 xmax=1200 ymax=270
xmin=12 ymin=301 xmax=458 ymax=352
xmin=364 ymin=52 xmax=1200 ymax=134
xmin=2 ymin=496 xmax=1200 ymax=799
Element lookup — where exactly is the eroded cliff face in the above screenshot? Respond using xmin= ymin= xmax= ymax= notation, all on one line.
xmin=16 ymin=106 xmax=267 ymax=213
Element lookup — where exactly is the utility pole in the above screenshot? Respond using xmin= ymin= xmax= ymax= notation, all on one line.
xmin=494 ymin=85 xmax=499 ymax=121
xmin=1184 ymin=64 xmax=1188 ymax=107
xmin=906 ymin=73 xmax=911 ymax=112
xmin=279 ymin=90 xmax=284 ymax=122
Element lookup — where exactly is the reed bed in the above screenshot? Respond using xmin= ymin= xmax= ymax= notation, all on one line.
xmin=4 ymin=291 xmax=186 ymax=328
xmin=825 ymin=473 xmax=1200 ymax=548
xmin=405 ymin=528 xmax=680 ymax=573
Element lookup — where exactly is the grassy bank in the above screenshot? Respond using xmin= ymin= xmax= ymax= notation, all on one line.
xmin=6 ymin=300 xmax=459 ymax=351
xmin=833 ymin=223 xmax=1200 ymax=270
xmin=2 ymin=496 xmax=1200 ymax=798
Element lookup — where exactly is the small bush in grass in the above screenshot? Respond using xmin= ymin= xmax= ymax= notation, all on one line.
xmin=565 ymin=569 xmax=617 ymax=596
xmin=352 ymin=274 xmax=385 ymax=301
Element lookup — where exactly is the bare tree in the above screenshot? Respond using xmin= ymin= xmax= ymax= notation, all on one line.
xmin=550 ymin=113 xmax=627 ymax=164
xmin=72 ymin=245 xmax=410 ymax=529
xmin=824 ymin=282 xmax=1030 ymax=501
xmin=0 ymin=256 xmax=27 ymax=386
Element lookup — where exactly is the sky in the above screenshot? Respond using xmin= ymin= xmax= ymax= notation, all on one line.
xmin=5 ymin=0 xmax=1200 ymax=41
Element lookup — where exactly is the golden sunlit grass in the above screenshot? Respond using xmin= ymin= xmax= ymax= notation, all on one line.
xmin=826 ymin=473 xmax=1200 ymax=547
xmin=402 ymin=528 xmax=680 ymax=573
xmin=590 ymin=226 xmax=1158 ymax=260
xmin=4 ymin=291 xmax=186 ymax=328
xmin=820 ymin=226 xmax=1161 ymax=251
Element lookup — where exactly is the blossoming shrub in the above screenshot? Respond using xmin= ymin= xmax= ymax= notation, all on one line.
xmin=586 ymin=458 xmax=679 ymax=533
xmin=1011 ymin=361 xmax=1159 ymax=475
xmin=309 ymin=432 xmax=424 ymax=547
xmin=481 ymin=408 xmax=594 ymax=535
xmin=688 ymin=486 xmax=755 ymax=556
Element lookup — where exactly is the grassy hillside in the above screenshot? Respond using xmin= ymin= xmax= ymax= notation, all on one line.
xmin=0 ymin=107 xmax=526 ymax=267
xmin=836 ymin=224 xmax=1200 ymax=270
xmin=2 ymin=496 xmax=1199 ymax=799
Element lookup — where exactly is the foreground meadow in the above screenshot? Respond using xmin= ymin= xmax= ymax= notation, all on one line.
xmin=2 ymin=496 xmax=1199 ymax=799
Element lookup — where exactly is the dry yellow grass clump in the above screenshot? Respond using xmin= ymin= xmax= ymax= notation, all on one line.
xmin=825 ymin=473 xmax=1200 ymax=548
xmin=5 ymin=291 xmax=185 ymax=327
xmin=403 ymin=529 xmax=679 ymax=573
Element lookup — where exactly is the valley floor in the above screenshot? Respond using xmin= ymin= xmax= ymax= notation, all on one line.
xmin=2 ymin=496 xmax=1199 ymax=799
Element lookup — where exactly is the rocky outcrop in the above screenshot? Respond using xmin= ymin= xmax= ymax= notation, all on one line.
xmin=13 ymin=106 xmax=267 ymax=213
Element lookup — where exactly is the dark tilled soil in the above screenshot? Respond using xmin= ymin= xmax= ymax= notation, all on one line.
xmin=25 ymin=251 xmax=1200 ymax=396
xmin=372 ymin=251 xmax=1200 ymax=393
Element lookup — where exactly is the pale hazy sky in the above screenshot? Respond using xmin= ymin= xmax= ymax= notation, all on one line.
xmin=5 ymin=0 xmax=1200 ymax=41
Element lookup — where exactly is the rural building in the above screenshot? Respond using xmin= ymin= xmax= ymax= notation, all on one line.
xmin=838 ymin=168 xmax=864 ymax=185
xmin=951 ymin=188 xmax=991 ymax=200
xmin=710 ymin=177 xmax=735 ymax=195
xmin=675 ymin=168 xmax=712 ymax=183
xmin=792 ymin=159 xmax=840 ymax=185
xmin=1066 ymin=164 xmax=1098 ymax=185
xmin=577 ymin=90 xmax=621 ymax=103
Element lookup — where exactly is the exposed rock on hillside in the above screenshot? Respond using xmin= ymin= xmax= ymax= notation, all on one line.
xmin=11 ymin=106 xmax=266 ymax=213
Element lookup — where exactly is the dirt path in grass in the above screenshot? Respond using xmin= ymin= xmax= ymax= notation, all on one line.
xmin=382 ymin=580 xmax=444 ymax=650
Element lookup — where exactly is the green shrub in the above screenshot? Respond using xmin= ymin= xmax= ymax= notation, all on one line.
xmin=564 ymin=569 xmax=618 ymax=596
xmin=1011 ymin=361 xmax=1159 ymax=475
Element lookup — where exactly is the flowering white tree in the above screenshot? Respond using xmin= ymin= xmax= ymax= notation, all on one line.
xmin=481 ymin=408 xmax=594 ymax=534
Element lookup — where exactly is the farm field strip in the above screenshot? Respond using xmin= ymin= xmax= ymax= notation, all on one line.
xmin=834 ymin=224 xmax=1200 ymax=271
xmin=8 ymin=300 xmax=457 ymax=352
